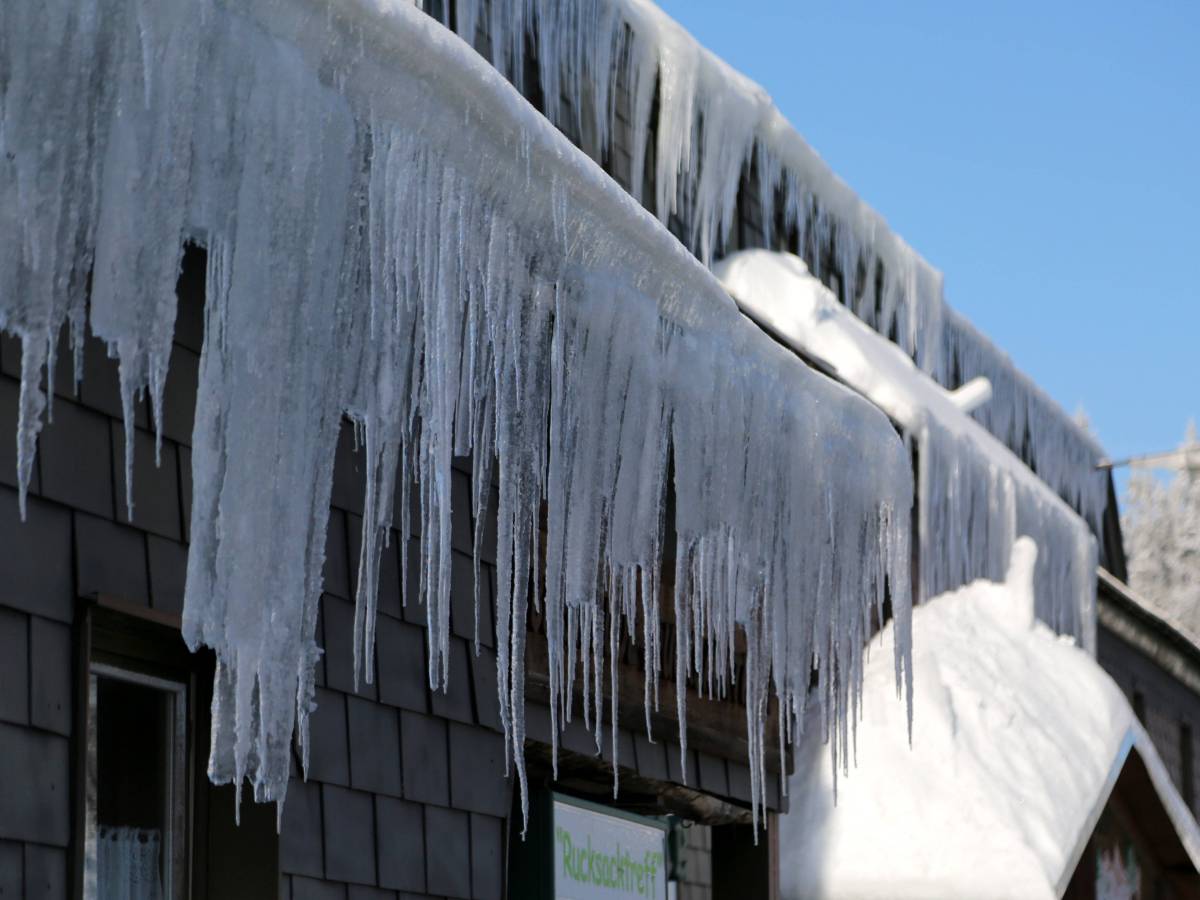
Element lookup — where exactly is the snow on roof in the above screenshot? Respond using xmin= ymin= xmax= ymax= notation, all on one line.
xmin=780 ymin=538 xmax=1200 ymax=900
xmin=716 ymin=249 xmax=1097 ymax=646
xmin=714 ymin=250 xmax=954 ymax=435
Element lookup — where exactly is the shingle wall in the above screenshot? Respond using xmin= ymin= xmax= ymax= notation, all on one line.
xmin=675 ymin=824 xmax=713 ymax=900
xmin=0 ymin=252 xmax=202 ymax=898
xmin=1098 ymin=623 xmax=1200 ymax=817
xmin=0 ymin=248 xmax=772 ymax=900
xmin=296 ymin=412 xmax=777 ymax=899
xmin=280 ymin=431 xmax=513 ymax=900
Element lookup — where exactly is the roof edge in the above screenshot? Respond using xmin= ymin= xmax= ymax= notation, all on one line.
xmin=1098 ymin=568 xmax=1200 ymax=693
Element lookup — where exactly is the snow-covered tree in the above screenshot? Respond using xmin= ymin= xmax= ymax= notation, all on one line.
xmin=1123 ymin=422 xmax=1200 ymax=637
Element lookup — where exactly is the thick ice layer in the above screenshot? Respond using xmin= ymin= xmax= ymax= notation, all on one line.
xmin=441 ymin=0 xmax=1106 ymax=538
xmin=1 ymin=0 xmax=913 ymax=823
xmin=779 ymin=539 xmax=1200 ymax=899
xmin=940 ymin=310 xmax=1108 ymax=536
xmin=918 ymin=415 xmax=1097 ymax=648
xmin=717 ymin=250 xmax=1097 ymax=649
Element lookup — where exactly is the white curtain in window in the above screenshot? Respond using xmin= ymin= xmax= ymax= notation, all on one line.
xmin=97 ymin=827 xmax=163 ymax=900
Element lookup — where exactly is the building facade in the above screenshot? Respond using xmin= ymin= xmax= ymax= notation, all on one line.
xmin=1098 ymin=570 xmax=1200 ymax=821
xmin=0 ymin=240 xmax=796 ymax=898
xmin=3 ymin=0 xmax=1197 ymax=898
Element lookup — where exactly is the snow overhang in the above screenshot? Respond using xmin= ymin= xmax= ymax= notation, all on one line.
xmin=714 ymin=250 xmax=960 ymax=435
xmin=717 ymin=249 xmax=1097 ymax=646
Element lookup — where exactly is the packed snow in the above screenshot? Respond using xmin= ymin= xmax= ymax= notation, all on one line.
xmin=433 ymin=0 xmax=1107 ymax=538
xmin=717 ymin=250 xmax=1097 ymax=647
xmin=1 ymin=0 xmax=913 ymax=824
xmin=779 ymin=538 xmax=1200 ymax=899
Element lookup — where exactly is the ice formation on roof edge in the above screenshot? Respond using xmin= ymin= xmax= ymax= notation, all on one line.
xmin=433 ymin=0 xmax=1108 ymax=539
xmin=919 ymin=416 xmax=1098 ymax=650
xmin=1 ymin=0 xmax=913 ymax=827
xmin=716 ymin=249 xmax=1097 ymax=651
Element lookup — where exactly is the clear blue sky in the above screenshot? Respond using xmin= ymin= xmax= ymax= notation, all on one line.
xmin=658 ymin=0 xmax=1198 ymax=491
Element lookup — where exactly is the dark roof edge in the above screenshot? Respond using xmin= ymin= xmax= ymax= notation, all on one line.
xmin=1098 ymin=567 xmax=1200 ymax=696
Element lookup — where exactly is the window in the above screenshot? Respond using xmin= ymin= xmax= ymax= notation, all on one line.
xmin=85 ymin=663 xmax=188 ymax=899
xmin=80 ymin=599 xmax=279 ymax=899
xmin=72 ymin=245 xmax=278 ymax=897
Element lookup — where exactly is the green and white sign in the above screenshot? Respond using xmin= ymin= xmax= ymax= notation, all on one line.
xmin=552 ymin=795 xmax=667 ymax=900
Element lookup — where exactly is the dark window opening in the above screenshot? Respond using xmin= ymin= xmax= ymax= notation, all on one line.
xmin=712 ymin=822 xmax=772 ymax=899
xmin=82 ymin=564 xmax=280 ymax=900
xmin=75 ymin=238 xmax=278 ymax=898
xmin=87 ymin=666 xmax=187 ymax=899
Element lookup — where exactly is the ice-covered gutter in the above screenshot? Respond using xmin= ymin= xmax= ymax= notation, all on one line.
xmin=779 ymin=538 xmax=1200 ymax=899
xmin=716 ymin=250 xmax=1097 ymax=649
xmin=2 ymin=0 xmax=913 ymax=824
xmin=434 ymin=0 xmax=1108 ymax=540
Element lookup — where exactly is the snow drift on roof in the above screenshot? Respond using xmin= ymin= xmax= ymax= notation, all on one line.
xmin=780 ymin=538 xmax=1200 ymax=899
xmin=716 ymin=249 xmax=1097 ymax=648
xmin=437 ymin=0 xmax=1107 ymax=537
xmin=1 ymin=0 xmax=912 ymax=824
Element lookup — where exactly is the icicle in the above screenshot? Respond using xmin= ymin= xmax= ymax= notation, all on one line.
xmin=5 ymin=0 xmax=915 ymax=831
xmin=939 ymin=310 xmax=1108 ymax=536
xmin=724 ymin=248 xmax=1099 ymax=660
xmin=0 ymin=0 xmax=109 ymax=517
xmin=915 ymin=413 xmax=1097 ymax=649
xmin=454 ymin=0 xmax=1106 ymax=538
xmin=88 ymin=0 xmax=205 ymax=517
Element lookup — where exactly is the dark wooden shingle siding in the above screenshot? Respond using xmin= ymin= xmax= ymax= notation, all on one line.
xmin=0 ymin=297 xmax=196 ymax=899
xmin=274 ymin=427 xmax=516 ymax=899
xmin=0 ymin=270 xmax=522 ymax=897
xmin=296 ymin=411 xmax=772 ymax=898
xmin=1099 ymin=624 xmax=1200 ymax=820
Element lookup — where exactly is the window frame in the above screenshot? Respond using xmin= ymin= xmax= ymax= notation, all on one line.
xmin=83 ymin=660 xmax=190 ymax=900
xmin=76 ymin=599 xmax=201 ymax=900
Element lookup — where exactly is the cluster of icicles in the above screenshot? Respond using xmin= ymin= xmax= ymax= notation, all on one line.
xmin=424 ymin=0 xmax=1109 ymax=540
xmin=1 ymin=0 xmax=914 ymax=826
xmin=938 ymin=311 xmax=1108 ymax=535
xmin=713 ymin=249 xmax=1099 ymax=652
xmin=917 ymin=417 xmax=1098 ymax=653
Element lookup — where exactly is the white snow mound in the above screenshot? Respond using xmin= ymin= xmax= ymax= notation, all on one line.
xmin=780 ymin=538 xmax=1200 ymax=899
